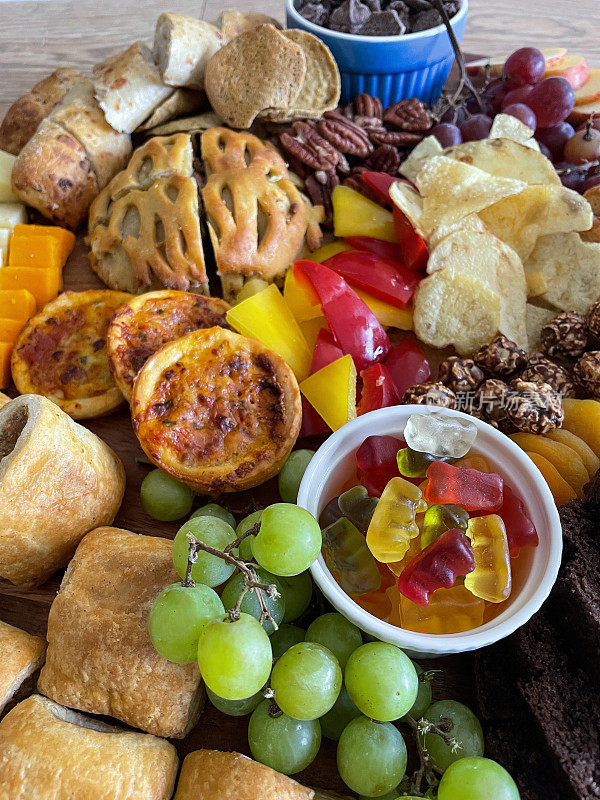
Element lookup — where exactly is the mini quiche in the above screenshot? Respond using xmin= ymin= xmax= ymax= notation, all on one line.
xmin=11 ymin=290 xmax=132 ymax=419
xmin=107 ymin=290 xmax=230 ymax=402
xmin=132 ymin=327 xmax=301 ymax=493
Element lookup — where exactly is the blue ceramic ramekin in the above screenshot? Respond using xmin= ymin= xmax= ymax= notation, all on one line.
xmin=285 ymin=0 xmax=468 ymax=107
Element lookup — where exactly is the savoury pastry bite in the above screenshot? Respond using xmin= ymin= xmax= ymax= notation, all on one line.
xmin=38 ymin=526 xmax=203 ymax=738
xmin=0 ymin=66 xmax=82 ymax=156
xmin=153 ymin=13 xmax=223 ymax=90
xmin=173 ymin=750 xmax=314 ymax=800
xmin=107 ymin=290 xmax=230 ymax=401
xmin=0 ymin=395 xmax=125 ymax=588
xmin=0 ymin=621 xmax=46 ymax=715
xmin=11 ymin=290 xmax=132 ymax=419
xmin=132 ymin=327 xmax=301 ymax=493
xmin=0 ymin=695 xmax=178 ymax=800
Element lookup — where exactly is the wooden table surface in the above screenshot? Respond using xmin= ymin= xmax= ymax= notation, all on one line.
xmin=0 ymin=0 xmax=578 ymax=794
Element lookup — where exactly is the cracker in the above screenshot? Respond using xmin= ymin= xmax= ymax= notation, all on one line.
xmin=143 ymin=111 xmax=223 ymax=137
xmin=218 ymin=10 xmax=282 ymax=41
xmin=204 ymin=25 xmax=306 ymax=129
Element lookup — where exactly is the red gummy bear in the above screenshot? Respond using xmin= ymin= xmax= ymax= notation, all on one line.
xmin=424 ymin=462 xmax=504 ymax=513
xmin=497 ymin=485 xmax=539 ymax=557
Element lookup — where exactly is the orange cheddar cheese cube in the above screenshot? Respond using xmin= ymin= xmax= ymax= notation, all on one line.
xmin=0 ymin=267 xmax=61 ymax=309
xmin=0 ymin=289 xmax=36 ymax=321
xmin=0 ymin=318 xmax=25 ymax=343
xmin=0 ymin=342 xmax=12 ymax=389
xmin=8 ymin=234 xmax=63 ymax=270
xmin=12 ymin=224 xmax=75 ymax=263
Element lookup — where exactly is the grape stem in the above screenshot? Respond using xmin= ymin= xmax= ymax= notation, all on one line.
xmin=403 ymin=714 xmax=462 ymax=795
xmin=183 ymin=534 xmax=199 ymax=588
xmin=184 ymin=532 xmax=280 ymax=629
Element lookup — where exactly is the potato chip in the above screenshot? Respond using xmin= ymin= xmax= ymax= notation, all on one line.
xmin=389 ymin=181 xmax=423 ymax=232
xmin=524 ymin=232 xmax=600 ymax=314
xmin=399 ymin=135 xmax=443 ymax=183
xmin=204 ymin=25 xmax=306 ymax=128
xmin=489 ymin=113 xmax=538 ymax=149
xmin=415 ymin=156 xmax=526 ymax=235
xmin=444 ymin=138 xmax=560 ymax=186
xmin=525 ymin=271 xmax=548 ymax=297
xmin=525 ymin=303 xmax=556 ymax=352
xmin=428 ymin=213 xmax=487 ymax=252
xmin=494 ymin=237 xmax=528 ymax=350
xmin=479 ymin=184 xmax=592 ymax=261
xmin=260 ymin=30 xmax=340 ymax=122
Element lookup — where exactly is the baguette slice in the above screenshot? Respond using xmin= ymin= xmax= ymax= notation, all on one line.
xmin=153 ymin=13 xmax=224 ymax=90
xmin=0 ymin=621 xmax=46 ymax=715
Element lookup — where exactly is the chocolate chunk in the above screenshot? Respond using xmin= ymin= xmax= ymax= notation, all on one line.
xmin=298 ymin=1 xmax=328 ymax=25
xmin=363 ymin=0 xmax=381 ymax=12
xmin=329 ymin=0 xmax=371 ymax=31
xmin=386 ymin=0 xmax=410 ymax=24
xmin=403 ymin=0 xmax=431 ymax=10
xmin=357 ymin=9 xmax=406 ymax=34
xmin=410 ymin=8 xmax=442 ymax=31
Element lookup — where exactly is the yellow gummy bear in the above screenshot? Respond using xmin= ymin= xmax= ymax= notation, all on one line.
xmin=464 ymin=514 xmax=511 ymax=603
xmin=398 ymin=585 xmax=485 ymax=634
xmin=366 ymin=477 xmax=428 ymax=563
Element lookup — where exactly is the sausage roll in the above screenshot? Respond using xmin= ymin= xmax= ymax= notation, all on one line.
xmin=0 ymin=621 xmax=46 ymax=716
xmin=0 ymin=395 xmax=125 ymax=589
xmin=0 ymin=695 xmax=178 ymax=800
xmin=38 ymin=527 xmax=204 ymax=738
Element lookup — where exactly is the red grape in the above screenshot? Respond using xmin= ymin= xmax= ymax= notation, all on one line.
xmin=582 ymin=174 xmax=600 ymax=193
xmin=528 ymin=77 xmax=575 ymax=128
xmin=577 ymin=117 xmax=600 ymax=134
xmin=535 ymin=122 xmax=575 ymax=162
xmin=441 ymin=106 xmax=467 ymax=126
xmin=555 ymin=162 xmax=586 ymax=192
xmin=563 ymin=125 xmax=600 ymax=165
xmin=460 ymin=114 xmax=493 ymax=142
xmin=430 ymin=123 xmax=462 ymax=147
xmin=502 ymin=47 xmax=546 ymax=86
xmin=502 ymin=103 xmax=537 ymax=131
xmin=501 ymin=85 xmax=533 ymax=108
xmin=537 ymin=141 xmax=553 ymax=160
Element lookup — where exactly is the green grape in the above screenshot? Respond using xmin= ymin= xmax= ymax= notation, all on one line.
xmin=437 ymin=757 xmax=520 ymax=800
xmin=345 ymin=643 xmax=418 ymax=722
xmin=359 ymin=791 xmax=408 ymax=800
xmin=173 ymin=516 xmax=237 ymax=587
xmin=278 ymin=449 xmax=315 ymax=503
xmin=206 ymin=686 xmax=262 ymax=716
xmin=270 ymin=624 xmax=306 ymax=659
xmin=221 ymin=569 xmax=285 ymax=635
xmin=320 ymin=685 xmax=361 ymax=740
xmin=423 ymin=700 xmax=484 ymax=772
xmin=271 ymin=642 xmax=341 ymax=720
xmin=337 ymin=716 xmax=407 ymax=796
xmin=140 ymin=469 xmax=194 ymax=521
xmin=251 ymin=503 xmax=321 ymax=576
xmin=248 ymin=699 xmax=321 ymax=775
xmin=280 ymin=572 xmax=313 ymax=622
xmin=236 ymin=510 xmax=263 ymax=561
xmin=408 ymin=662 xmax=433 ymax=721
xmin=305 ymin=613 xmax=362 ymax=670
xmin=191 ymin=503 xmax=235 ymax=529
xmin=197 ymin=612 xmax=272 ymax=700
xmin=148 ymin=583 xmax=224 ymax=663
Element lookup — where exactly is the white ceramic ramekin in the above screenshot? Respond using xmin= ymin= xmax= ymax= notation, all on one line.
xmin=297 ymin=405 xmax=562 ymax=658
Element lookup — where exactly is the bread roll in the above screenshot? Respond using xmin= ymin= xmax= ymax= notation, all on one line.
xmin=153 ymin=13 xmax=223 ymax=90
xmin=0 ymin=695 xmax=178 ymax=800
xmin=38 ymin=526 xmax=204 ymax=738
xmin=0 ymin=67 xmax=82 ymax=155
xmin=0 ymin=621 xmax=46 ymax=716
xmin=0 ymin=395 xmax=125 ymax=588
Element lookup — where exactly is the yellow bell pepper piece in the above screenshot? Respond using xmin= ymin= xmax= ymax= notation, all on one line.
xmin=0 ymin=342 xmax=12 ymax=389
xmin=8 ymin=234 xmax=63 ymax=269
xmin=299 ymin=316 xmax=328 ymax=353
xmin=353 ymin=288 xmax=414 ymax=330
xmin=226 ymin=283 xmax=312 ymax=381
xmin=0 ymin=266 xmax=61 ymax=310
xmin=283 ymin=268 xmax=322 ymax=322
xmin=299 ymin=354 xmax=357 ymax=432
xmin=0 ymin=289 xmax=36 ymax=321
xmin=366 ymin=476 xmax=428 ymax=563
xmin=12 ymin=224 xmax=76 ymax=264
xmin=310 ymin=241 xmax=352 ymax=263
xmin=332 ymin=186 xmax=397 ymax=243
xmin=0 ymin=318 xmax=25 ymax=343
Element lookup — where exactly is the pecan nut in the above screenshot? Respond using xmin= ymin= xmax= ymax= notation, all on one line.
xmin=364 ymin=144 xmax=401 ymax=174
xmin=354 ymin=93 xmax=383 ymax=119
xmin=305 ymin=171 xmax=339 ymax=229
xmin=369 ymin=129 xmax=424 ymax=146
xmin=317 ymin=112 xmax=374 ymax=158
xmin=383 ymin=98 xmax=432 ymax=131
xmin=279 ymin=121 xmax=341 ymax=172
xmin=342 ymin=171 xmax=382 ymax=205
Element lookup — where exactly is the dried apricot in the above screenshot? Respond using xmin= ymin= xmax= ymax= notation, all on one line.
xmin=525 ymin=451 xmax=577 ymax=506
xmin=511 ymin=432 xmax=589 ymax=498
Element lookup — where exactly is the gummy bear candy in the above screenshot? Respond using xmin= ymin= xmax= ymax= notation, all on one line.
xmin=454 ymin=453 xmax=492 ymax=472
xmin=354 ymin=585 xmax=392 ymax=618
xmin=396 ymin=529 xmax=475 ymax=606
xmin=464 ymin=515 xmax=511 ymax=603
xmin=387 ymin=534 xmax=422 ymax=577
xmin=356 ymin=435 xmax=403 ymax=496
xmin=399 ymin=585 xmax=485 ymax=634
xmin=366 ymin=477 xmax=428 ymax=563
xmin=424 ymin=462 xmax=504 ymax=513
xmin=397 ymin=446 xmax=453 ymax=478
xmin=322 ymin=517 xmax=382 ymax=595
xmin=404 ymin=412 xmax=477 ymax=459
xmin=421 ymin=504 xmax=470 ymax=549
xmin=338 ymin=486 xmax=379 ymax=533
xmin=497 ymin=485 xmax=538 ymax=557
xmin=319 ymin=496 xmax=344 ymax=529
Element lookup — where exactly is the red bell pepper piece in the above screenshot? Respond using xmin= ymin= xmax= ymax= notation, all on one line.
xmin=362 ymin=171 xmax=400 ymax=208
xmin=357 ymin=364 xmax=400 ymax=416
xmin=300 ymin=329 xmax=344 ymax=437
xmin=345 ymin=237 xmax=402 ymax=262
xmin=393 ymin=206 xmax=428 ymax=272
xmin=294 ymin=260 xmax=391 ymax=372
xmin=424 ymin=462 xmax=504 ymax=513
xmin=497 ymin=485 xmax=539 ymax=557
xmin=397 ymin=528 xmax=476 ymax=606
xmin=383 ymin=338 xmax=431 ymax=400
xmin=323 ymin=250 xmax=420 ymax=309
